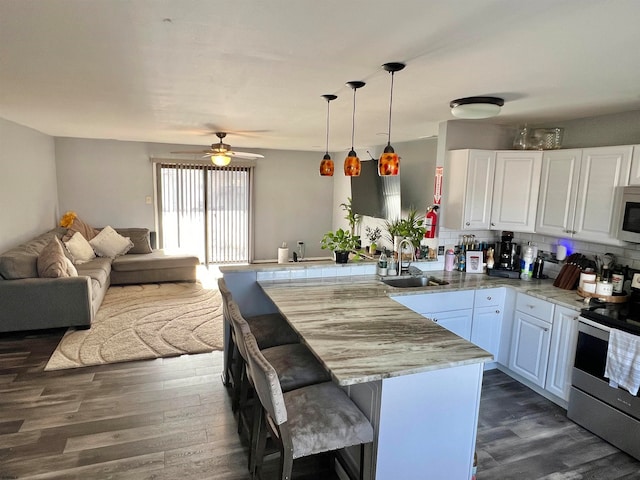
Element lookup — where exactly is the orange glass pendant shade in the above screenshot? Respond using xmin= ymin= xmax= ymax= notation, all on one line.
xmin=379 ymin=146 xmax=399 ymax=176
xmin=320 ymin=153 xmax=335 ymax=176
xmin=344 ymin=150 xmax=361 ymax=176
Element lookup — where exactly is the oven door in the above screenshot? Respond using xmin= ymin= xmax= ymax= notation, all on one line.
xmin=572 ymin=318 xmax=640 ymax=419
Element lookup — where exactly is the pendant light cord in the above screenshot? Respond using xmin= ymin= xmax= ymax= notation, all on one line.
xmin=351 ymin=87 xmax=357 ymax=151
xmin=325 ymin=99 xmax=331 ymax=155
xmin=386 ymin=72 xmax=395 ymax=147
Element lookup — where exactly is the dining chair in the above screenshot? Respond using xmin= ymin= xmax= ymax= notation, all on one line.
xmin=244 ymin=330 xmax=374 ymax=480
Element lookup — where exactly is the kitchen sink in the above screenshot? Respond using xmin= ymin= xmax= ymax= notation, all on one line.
xmin=381 ymin=276 xmax=449 ymax=288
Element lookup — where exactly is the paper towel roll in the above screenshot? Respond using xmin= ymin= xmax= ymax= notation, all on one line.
xmin=278 ymin=247 xmax=289 ymax=264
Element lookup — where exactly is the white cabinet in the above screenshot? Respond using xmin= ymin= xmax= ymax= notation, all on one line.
xmin=471 ymin=288 xmax=505 ymax=369
xmin=545 ymin=306 xmax=579 ymax=402
xmin=490 ymin=151 xmax=542 ymax=232
xmin=628 ymin=145 xmax=640 ymax=185
xmin=444 ymin=149 xmax=541 ymax=232
xmin=443 ymin=149 xmax=495 ymax=230
xmin=391 ymin=290 xmax=474 ymax=340
xmin=508 ymin=294 xmax=554 ymax=387
xmin=536 ymin=146 xmax=632 ymax=244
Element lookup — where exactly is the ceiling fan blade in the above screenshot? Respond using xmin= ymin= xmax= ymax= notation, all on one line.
xmin=229 ymin=151 xmax=265 ymax=159
xmin=170 ymin=149 xmax=212 ymax=154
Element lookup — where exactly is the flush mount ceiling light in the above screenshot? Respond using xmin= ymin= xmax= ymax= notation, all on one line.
xmin=344 ymin=81 xmax=366 ymax=177
xmin=319 ymin=94 xmax=338 ymax=177
xmin=449 ymin=96 xmax=505 ymax=119
xmin=378 ymin=62 xmax=405 ymax=177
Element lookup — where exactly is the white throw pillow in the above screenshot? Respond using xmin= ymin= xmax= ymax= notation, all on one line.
xmin=65 ymin=231 xmax=96 ymax=264
xmin=89 ymin=225 xmax=134 ymax=258
xmin=64 ymin=256 xmax=78 ymax=276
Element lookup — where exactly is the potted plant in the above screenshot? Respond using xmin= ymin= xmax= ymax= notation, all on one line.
xmin=384 ymin=208 xmax=426 ymax=255
xmin=321 ymin=228 xmax=361 ymax=264
xmin=340 ymin=197 xmax=361 ymax=236
xmin=365 ymin=226 xmax=382 ymax=255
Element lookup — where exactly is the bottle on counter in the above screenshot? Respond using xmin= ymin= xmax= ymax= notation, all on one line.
xmin=457 ymin=246 xmax=466 ymax=272
xmin=611 ymin=265 xmax=624 ymax=295
xmin=445 ymin=249 xmax=456 ymax=272
xmin=520 ymin=242 xmax=534 ymax=280
xmin=377 ymin=251 xmax=388 ymax=276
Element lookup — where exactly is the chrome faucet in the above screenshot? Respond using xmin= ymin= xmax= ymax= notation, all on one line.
xmin=398 ymin=238 xmax=416 ymax=274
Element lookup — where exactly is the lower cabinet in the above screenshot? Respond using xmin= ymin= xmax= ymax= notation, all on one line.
xmin=509 ymin=309 xmax=553 ymax=387
xmin=545 ymin=306 xmax=579 ymax=401
xmin=430 ymin=309 xmax=473 ymax=340
xmin=471 ymin=306 xmax=502 ymax=360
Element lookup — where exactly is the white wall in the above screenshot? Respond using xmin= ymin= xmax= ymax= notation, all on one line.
xmin=54 ymin=138 xmax=334 ymax=261
xmin=0 ymin=118 xmax=57 ymax=253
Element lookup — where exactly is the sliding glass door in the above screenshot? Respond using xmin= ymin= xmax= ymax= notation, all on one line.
xmin=156 ymin=162 xmax=253 ymax=264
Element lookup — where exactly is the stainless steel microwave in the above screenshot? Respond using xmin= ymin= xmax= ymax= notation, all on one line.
xmin=617 ymin=186 xmax=640 ymax=243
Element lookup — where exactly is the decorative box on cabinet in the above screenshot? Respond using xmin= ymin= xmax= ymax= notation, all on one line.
xmin=536 ymin=146 xmax=632 ymax=244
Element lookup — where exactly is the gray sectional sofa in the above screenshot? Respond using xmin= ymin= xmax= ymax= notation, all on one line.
xmin=0 ymin=227 xmax=199 ymax=333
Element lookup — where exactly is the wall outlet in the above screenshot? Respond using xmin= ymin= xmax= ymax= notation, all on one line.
xmin=438 ymin=245 xmax=445 ymax=255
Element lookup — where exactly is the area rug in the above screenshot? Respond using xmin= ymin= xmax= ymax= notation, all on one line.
xmin=45 ymin=282 xmax=223 ymax=371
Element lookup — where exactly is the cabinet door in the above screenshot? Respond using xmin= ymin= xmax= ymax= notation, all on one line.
xmin=535 ymin=149 xmax=582 ymax=237
xmin=628 ymin=146 xmax=640 ymax=186
xmin=471 ymin=306 xmax=502 ymax=361
xmin=545 ymin=307 xmax=579 ymax=401
xmin=508 ymin=311 xmax=552 ymax=387
xmin=491 ymin=151 xmax=542 ymax=232
xmin=444 ymin=150 xmax=495 ymax=230
xmin=428 ymin=309 xmax=473 ymax=341
xmin=572 ymin=146 xmax=632 ymax=244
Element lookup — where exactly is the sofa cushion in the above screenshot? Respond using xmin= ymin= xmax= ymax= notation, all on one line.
xmin=65 ymin=231 xmax=97 ymax=264
xmin=114 ymin=228 xmax=153 ymax=254
xmin=37 ymin=237 xmax=71 ymax=278
xmin=111 ymin=250 xmax=199 ymax=272
xmin=0 ymin=229 xmax=65 ymax=279
xmin=75 ymin=257 xmax=112 ymax=288
xmin=90 ymin=226 xmax=133 ymax=258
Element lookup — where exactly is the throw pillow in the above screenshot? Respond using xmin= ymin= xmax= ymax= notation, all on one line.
xmin=64 ymin=256 xmax=78 ymax=277
xmin=89 ymin=225 xmax=134 ymax=258
xmin=63 ymin=216 xmax=100 ymax=242
xmin=37 ymin=237 xmax=70 ymax=278
xmin=114 ymin=228 xmax=153 ymax=254
xmin=65 ymin=231 xmax=96 ymax=264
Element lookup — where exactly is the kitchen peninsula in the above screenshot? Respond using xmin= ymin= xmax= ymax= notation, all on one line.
xmin=222 ymin=262 xmax=496 ymax=480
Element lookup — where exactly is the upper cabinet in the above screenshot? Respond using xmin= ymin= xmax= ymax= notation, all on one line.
xmin=536 ymin=146 xmax=632 ymax=244
xmin=443 ymin=149 xmax=495 ymax=230
xmin=629 ymin=146 xmax=640 ymax=185
xmin=490 ymin=151 xmax=542 ymax=232
xmin=444 ymin=149 xmax=541 ymax=232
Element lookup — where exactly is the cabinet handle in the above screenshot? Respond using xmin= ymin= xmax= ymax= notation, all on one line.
xmin=572 ymin=230 xmax=577 ymax=234
xmin=496 ymin=310 xmax=500 ymax=314
xmin=433 ymin=318 xmax=438 ymax=323
xmin=491 ymin=222 xmax=496 ymax=226
xmin=527 ymin=304 xmax=535 ymax=309
xmin=466 ymin=222 xmax=470 ymax=226
xmin=487 ymin=296 xmax=492 ymax=300
xmin=543 ymin=327 xmax=549 ymax=332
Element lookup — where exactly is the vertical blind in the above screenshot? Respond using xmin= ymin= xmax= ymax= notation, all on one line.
xmin=157 ymin=162 xmax=252 ymax=264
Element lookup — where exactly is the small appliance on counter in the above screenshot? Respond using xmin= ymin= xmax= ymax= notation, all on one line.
xmin=488 ymin=231 xmax=520 ymax=278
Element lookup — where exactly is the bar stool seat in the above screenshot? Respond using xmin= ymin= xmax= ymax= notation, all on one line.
xmin=244 ymin=331 xmax=374 ymax=480
xmin=262 ymin=343 xmax=330 ymax=392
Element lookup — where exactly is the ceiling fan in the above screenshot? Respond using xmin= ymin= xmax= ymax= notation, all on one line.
xmin=171 ymin=132 xmax=264 ymax=166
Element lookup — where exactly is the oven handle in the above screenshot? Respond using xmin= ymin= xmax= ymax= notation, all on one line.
xmin=578 ymin=316 xmax=610 ymax=341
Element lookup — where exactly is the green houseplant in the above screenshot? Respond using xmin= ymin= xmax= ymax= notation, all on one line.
xmin=340 ymin=197 xmax=361 ymax=235
xmin=321 ymin=228 xmax=361 ymax=263
xmin=384 ymin=208 xmax=426 ymax=251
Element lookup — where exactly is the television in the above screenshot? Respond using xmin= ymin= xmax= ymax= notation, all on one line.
xmin=350 ymin=160 xmax=401 ymax=220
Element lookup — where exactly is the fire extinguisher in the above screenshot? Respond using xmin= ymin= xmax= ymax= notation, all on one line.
xmin=424 ymin=205 xmax=439 ymax=238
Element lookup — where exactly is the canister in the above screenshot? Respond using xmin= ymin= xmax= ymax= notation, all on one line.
xmin=595 ymin=280 xmax=613 ymax=296
xmin=445 ymin=249 xmax=456 ymax=271
xmin=582 ymin=280 xmax=597 ymax=294
xmin=579 ymin=271 xmax=597 ymax=290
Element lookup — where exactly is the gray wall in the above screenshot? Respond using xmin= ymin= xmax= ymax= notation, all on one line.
xmin=0 ymin=118 xmax=58 ymax=253
xmin=54 ymin=138 xmax=333 ymax=261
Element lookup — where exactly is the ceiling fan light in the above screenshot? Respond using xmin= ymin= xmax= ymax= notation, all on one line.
xmin=450 ymin=96 xmax=504 ymax=119
xmin=211 ymin=154 xmax=231 ymax=166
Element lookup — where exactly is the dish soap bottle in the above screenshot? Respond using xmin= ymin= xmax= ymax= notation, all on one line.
xmin=377 ymin=251 xmax=388 ymax=276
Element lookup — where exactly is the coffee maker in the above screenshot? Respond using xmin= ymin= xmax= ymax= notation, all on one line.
xmin=488 ymin=231 xmax=521 ymax=278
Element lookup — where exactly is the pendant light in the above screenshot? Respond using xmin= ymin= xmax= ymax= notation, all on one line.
xmin=319 ymin=94 xmax=338 ymax=176
xmin=344 ymin=81 xmax=365 ymax=177
xmin=378 ymin=62 xmax=405 ymax=176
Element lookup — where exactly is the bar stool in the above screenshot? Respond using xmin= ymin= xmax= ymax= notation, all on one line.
xmin=219 ymin=278 xmax=299 ymax=402
xmin=227 ymin=299 xmax=331 ymax=446
xmin=244 ymin=330 xmax=374 ymax=480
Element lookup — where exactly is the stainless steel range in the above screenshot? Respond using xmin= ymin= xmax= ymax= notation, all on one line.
xmin=568 ymin=302 xmax=640 ymax=460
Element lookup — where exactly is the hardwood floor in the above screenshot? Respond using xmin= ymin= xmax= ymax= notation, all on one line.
xmin=1 ymin=330 xmax=639 ymax=479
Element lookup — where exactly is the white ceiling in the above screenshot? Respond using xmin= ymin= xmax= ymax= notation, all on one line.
xmin=1 ymin=0 xmax=640 ymax=153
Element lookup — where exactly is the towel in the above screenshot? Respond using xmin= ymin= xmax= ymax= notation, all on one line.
xmin=604 ymin=328 xmax=640 ymax=396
